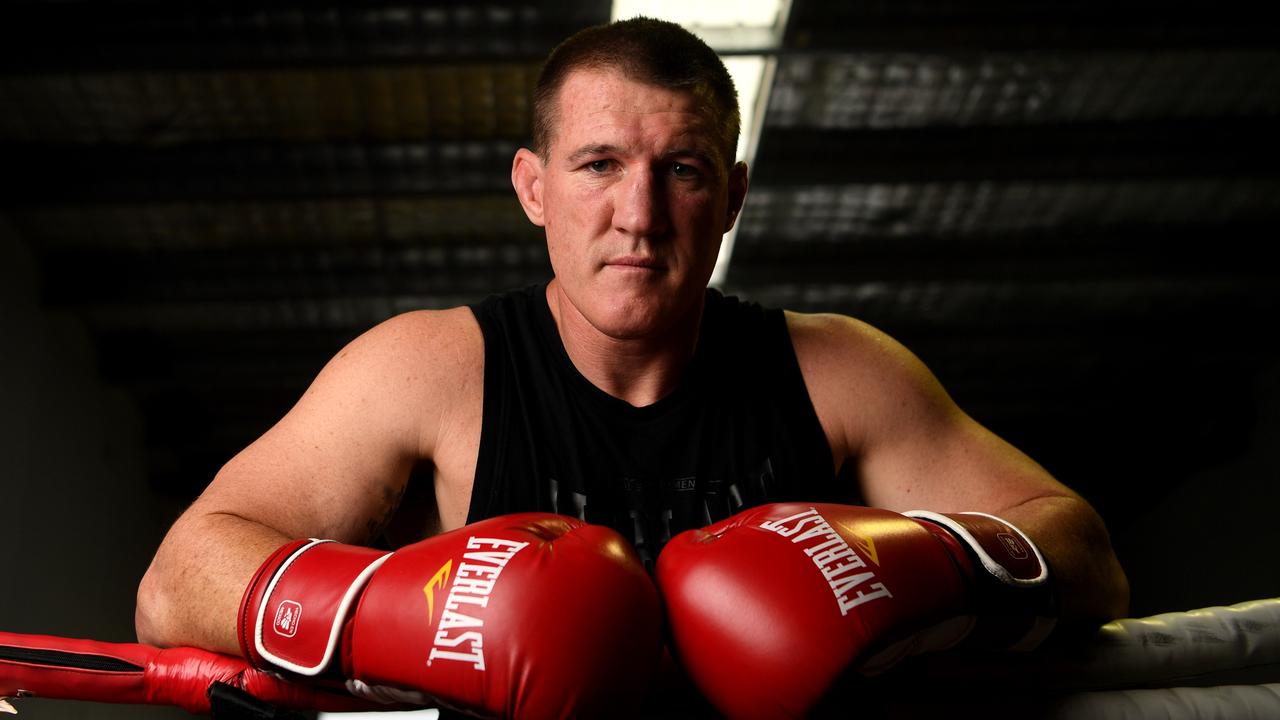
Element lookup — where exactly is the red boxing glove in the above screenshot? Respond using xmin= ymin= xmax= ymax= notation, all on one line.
xmin=656 ymin=503 xmax=1054 ymax=719
xmin=239 ymin=512 xmax=663 ymax=719
xmin=0 ymin=631 xmax=372 ymax=714
xmin=903 ymin=509 xmax=1055 ymax=650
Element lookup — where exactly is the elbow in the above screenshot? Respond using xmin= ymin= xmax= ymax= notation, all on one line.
xmin=1031 ymin=495 xmax=1131 ymax=626
xmin=135 ymin=550 xmax=205 ymax=649
xmin=1063 ymin=515 xmax=1132 ymax=628
xmin=1101 ymin=552 xmax=1131 ymax=621
xmin=135 ymin=561 xmax=174 ymax=647
xmin=1055 ymin=552 xmax=1129 ymax=642
xmin=134 ymin=508 xmax=274 ymax=654
xmin=1084 ymin=509 xmax=1131 ymax=623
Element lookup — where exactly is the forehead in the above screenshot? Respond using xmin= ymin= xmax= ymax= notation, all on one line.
xmin=548 ymin=68 xmax=722 ymax=159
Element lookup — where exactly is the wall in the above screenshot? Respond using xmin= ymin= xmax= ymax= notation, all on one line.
xmin=1114 ymin=359 xmax=1280 ymax=616
xmin=0 ymin=221 xmax=186 ymax=719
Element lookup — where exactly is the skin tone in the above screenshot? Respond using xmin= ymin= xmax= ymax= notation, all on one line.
xmin=511 ymin=68 xmax=748 ymax=406
xmin=136 ymin=65 xmax=1127 ymax=656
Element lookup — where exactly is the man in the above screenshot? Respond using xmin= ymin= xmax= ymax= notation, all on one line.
xmin=137 ymin=16 xmax=1127 ymax=666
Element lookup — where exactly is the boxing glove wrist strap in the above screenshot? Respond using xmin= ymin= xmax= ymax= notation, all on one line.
xmin=238 ymin=539 xmax=391 ymax=676
xmin=904 ymin=510 xmax=1057 ymax=651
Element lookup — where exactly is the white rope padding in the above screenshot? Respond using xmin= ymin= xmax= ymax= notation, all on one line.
xmin=882 ymin=599 xmax=1280 ymax=719
xmin=1037 ymin=598 xmax=1280 ymax=690
xmin=1042 ymin=682 xmax=1280 ymax=720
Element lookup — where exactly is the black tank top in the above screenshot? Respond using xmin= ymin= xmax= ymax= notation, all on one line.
xmin=467 ymin=284 xmax=847 ymax=566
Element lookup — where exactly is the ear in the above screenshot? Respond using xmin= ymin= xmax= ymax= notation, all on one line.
xmin=723 ymin=160 xmax=749 ymax=233
xmin=511 ymin=147 xmax=546 ymax=227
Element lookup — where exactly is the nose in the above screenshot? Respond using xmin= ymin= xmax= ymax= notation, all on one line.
xmin=612 ymin=167 xmax=670 ymax=239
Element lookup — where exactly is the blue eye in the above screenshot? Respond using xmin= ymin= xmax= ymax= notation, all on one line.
xmin=672 ymin=162 xmax=699 ymax=178
xmin=587 ymin=160 xmax=611 ymax=173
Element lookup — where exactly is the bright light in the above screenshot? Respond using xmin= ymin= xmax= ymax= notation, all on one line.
xmin=612 ymin=1 xmax=790 ymax=287
xmin=612 ymin=0 xmax=784 ymax=29
xmin=724 ymin=55 xmax=766 ymax=165
xmin=712 ymin=54 xmax=776 ymax=287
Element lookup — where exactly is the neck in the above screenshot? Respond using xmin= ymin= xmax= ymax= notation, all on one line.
xmin=546 ymin=282 xmax=704 ymax=407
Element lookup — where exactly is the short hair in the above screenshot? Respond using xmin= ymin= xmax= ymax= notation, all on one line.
xmin=531 ymin=17 xmax=740 ymax=167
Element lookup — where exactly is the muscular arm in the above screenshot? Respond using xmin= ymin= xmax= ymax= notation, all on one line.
xmin=790 ymin=312 xmax=1129 ymax=626
xmin=135 ymin=308 xmax=482 ymax=653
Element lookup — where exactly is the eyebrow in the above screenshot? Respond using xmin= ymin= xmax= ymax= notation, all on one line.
xmin=665 ymin=146 xmax=719 ymax=168
xmin=565 ymin=144 xmax=623 ymax=165
xmin=564 ymin=143 xmax=720 ymax=168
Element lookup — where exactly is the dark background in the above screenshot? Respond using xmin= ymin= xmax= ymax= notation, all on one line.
xmin=2 ymin=5 xmax=1278 ymax=714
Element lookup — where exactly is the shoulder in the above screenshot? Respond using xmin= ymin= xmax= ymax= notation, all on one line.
xmin=327 ymin=307 xmax=482 ymax=388
xmin=785 ymin=310 xmax=929 ymax=385
xmin=305 ymin=307 xmax=484 ymax=445
xmin=785 ymin=310 xmax=957 ymax=462
xmin=196 ymin=306 xmax=484 ymax=542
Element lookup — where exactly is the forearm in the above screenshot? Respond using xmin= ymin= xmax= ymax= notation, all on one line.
xmin=997 ymin=494 xmax=1129 ymax=628
xmin=136 ymin=510 xmax=290 ymax=654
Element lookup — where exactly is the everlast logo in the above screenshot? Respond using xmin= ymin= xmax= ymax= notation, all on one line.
xmin=424 ymin=537 xmax=530 ymax=670
xmin=998 ymin=532 xmax=1028 ymax=560
xmin=758 ymin=507 xmax=893 ymax=616
xmin=272 ymin=600 xmax=302 ymax=638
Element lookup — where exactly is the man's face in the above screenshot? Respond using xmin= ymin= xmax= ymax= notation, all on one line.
xmin=512 ymin=67 xmax=747 ymax=341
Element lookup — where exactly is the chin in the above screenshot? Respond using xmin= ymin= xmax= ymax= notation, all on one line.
xmin=594 ymin=290 xmax=699 ymax=341
xmin=591 ymin=305 xmax=667 ymax=341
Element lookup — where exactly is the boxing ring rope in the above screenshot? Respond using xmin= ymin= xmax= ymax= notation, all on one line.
xmin=5 ymin=599 xmax=1280 ymax=718
xmin=884 ymin=598 xmax=1280 ymax=719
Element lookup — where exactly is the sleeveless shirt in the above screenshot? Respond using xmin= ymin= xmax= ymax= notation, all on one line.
xmin=467 ymin=284 xmax=847 ymax=567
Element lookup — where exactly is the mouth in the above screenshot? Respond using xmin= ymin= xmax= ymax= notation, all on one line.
xmin=603 ymin=256 xmax=664 ymax=272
